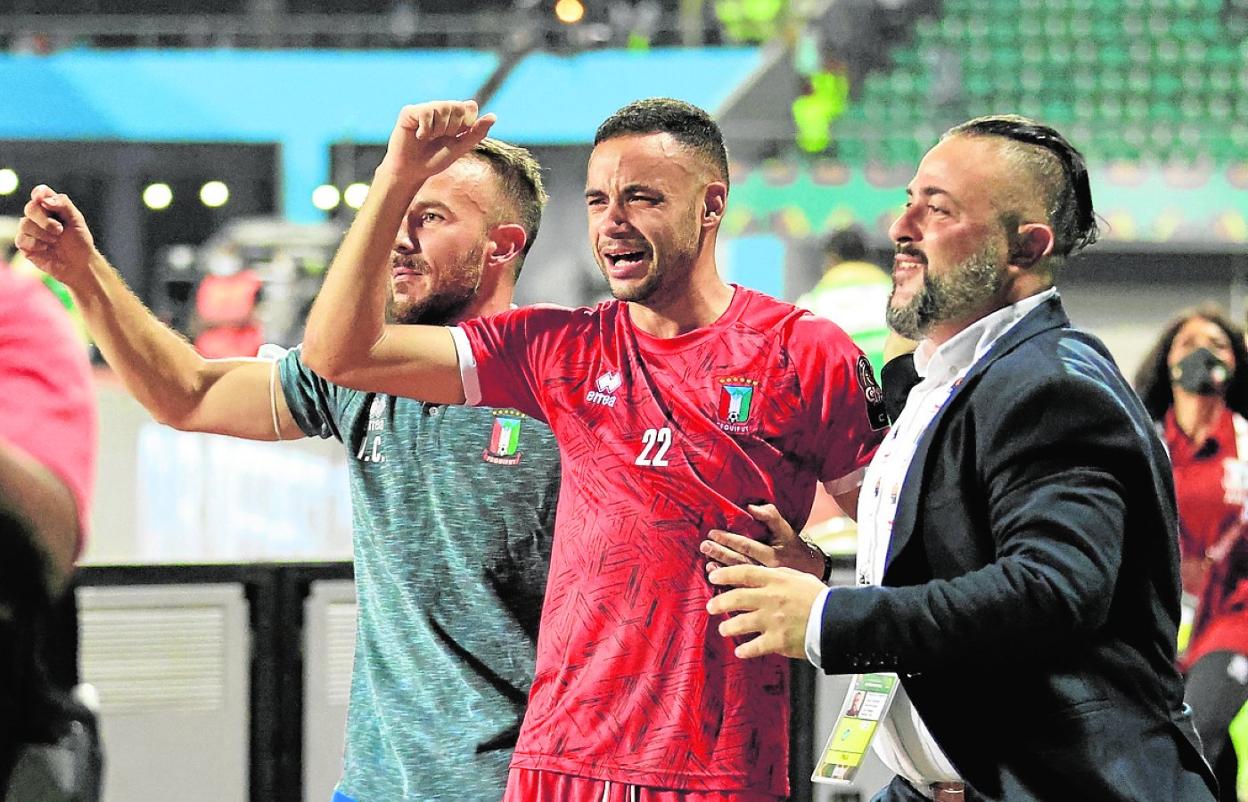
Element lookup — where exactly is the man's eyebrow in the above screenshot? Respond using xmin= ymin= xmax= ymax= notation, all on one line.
xmin=621 ymin=182 xmax=663 ymax=194
xmin=905 ymin=185 xmax=956 ymax=201
xmin=585 ymin=183 xmax=665 ymax=197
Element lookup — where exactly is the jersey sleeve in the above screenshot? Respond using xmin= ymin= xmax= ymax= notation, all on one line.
xmin=278 ymin=345 xmax=352 ymax=441
xmin=791 ymin=314 xmax=888 ymax=490
xmin=0 ymin=273 xmax=97 ymax=551
xmin=452 ymin=305 xmax=574 ymax=424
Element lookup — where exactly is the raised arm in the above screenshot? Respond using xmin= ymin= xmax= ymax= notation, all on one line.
xmin=301 ymin=100 xmax=494 ymax=404
xmin=16 ymin=186 xmax=304 ymax=441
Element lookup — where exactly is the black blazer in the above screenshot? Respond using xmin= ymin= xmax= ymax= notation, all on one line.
xmin=820 ymin=296 xmax=1218 ymax=801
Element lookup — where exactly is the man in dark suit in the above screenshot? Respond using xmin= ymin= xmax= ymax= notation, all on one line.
xmin=705 ymin=116 xmax=1218 ymax=801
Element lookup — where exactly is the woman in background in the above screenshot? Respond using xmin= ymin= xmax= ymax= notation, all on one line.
xmin=1136 ymin=305 xmax=1248 ymax=802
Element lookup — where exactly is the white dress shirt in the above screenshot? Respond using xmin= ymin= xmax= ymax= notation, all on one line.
xmin=804 ymin=288 xmax=1058 ymax=796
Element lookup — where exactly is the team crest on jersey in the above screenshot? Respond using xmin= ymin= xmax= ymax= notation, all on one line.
xmin=586 ymin=370 xmax=622 ymax=407
xmin=483 ymin=409 xmax=526 ymax=465
xmin=716 ymin=377 xmax=759 ymax=434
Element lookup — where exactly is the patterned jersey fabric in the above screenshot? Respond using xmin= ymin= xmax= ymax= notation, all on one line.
xmin=456 ymin=286 xmax=886 ymax=796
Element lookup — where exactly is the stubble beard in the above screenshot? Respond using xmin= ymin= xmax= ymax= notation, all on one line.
xmin=387 ymin=245 xmax=484 ymax=326
xmin=601 ymin=214 xmax=701 ymax=307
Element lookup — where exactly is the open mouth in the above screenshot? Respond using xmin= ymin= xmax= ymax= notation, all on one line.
xmin=603 ymin=249 xmax=649 ymax=273
xmin=893 ymin=250 xmax=926 ymax=273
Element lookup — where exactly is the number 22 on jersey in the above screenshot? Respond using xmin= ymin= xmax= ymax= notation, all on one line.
xmin=635 ymin=427 xmax=672 ymax=467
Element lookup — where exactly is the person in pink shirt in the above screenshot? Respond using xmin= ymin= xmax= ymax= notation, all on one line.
xmin=0 ymin=264 xmax=99 ymax=797
xmin=0 ymin=266 xmax=97 ymax=585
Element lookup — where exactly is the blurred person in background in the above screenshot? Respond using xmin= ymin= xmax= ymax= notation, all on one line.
xmin=1135 ymin=306 xmax=1248 ymax=802
xmin=0 ymin=263 xmax=101 ymax=800
xmin=795 ymin=226 xmax=899 ymax=538
xmin=14 ymin=133 xmax=562 ymax=802
xmin=796 ymin=225 xmax=892 ymax=376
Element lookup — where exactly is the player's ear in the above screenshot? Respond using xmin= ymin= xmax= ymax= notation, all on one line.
xmin=487 ymin=223 xmax=526 ymax=272
xmin=702 ymin=182 xmax=726 ymax=228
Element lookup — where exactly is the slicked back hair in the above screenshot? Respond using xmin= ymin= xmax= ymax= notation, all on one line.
xmin=944 ymin=115 xmax=1098 ymax=271
xmin=594 ymin=98 xmax=730 ymax=187
xmin=468 ymin=138 xmax=547 ymax=277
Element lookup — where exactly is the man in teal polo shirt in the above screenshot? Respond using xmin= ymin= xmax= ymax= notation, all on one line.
xmin=16 ymin=131 xmax=561 ymax=802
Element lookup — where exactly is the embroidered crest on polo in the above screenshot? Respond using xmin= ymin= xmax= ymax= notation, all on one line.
xmin=716 ymin=376 xmax=759 ymax=434
xmin=368 ymin=395 xmax=386 ymax=430
xmin=483 ymin=408 xmax=526 ymax=465
xmin=587 ymin=370 xmax=622 ymax=407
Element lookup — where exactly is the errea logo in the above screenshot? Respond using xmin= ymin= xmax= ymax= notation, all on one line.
xmin=587 ymin=370 xmax=622 ymax=407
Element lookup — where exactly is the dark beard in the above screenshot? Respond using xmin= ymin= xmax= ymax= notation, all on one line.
xmin=886 ymin=273 xmax=941 ymax=340
xmin=388 ymin=287 xmax=476 ymax=326
xmin=886 ymin=245 xmax=1004 ymax=339
xmin=387 ymin=246 xmax=482 ymax=326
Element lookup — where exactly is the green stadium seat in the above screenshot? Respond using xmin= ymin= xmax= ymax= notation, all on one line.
xmin=813 ymin=0 xmax=1241 ymax=169
xmin=991 ymin=49 xmax=1023 ymax=70
xmin=1181 ymin=40 xmax=1208 ymax=65
xmin=1071 ymin=38 xmax=1098 ymax=65
xmin=1098 ymin=70 xmax=1127 ymax=93
xmin=1154 ymin=37 xmax=1182 ymax=66
xmin=1152 ymin=72 xmax=1182 ymax=97
xmin=1042 ymin=100 xmax=1076 ymax=122
xmin=1123 ymin=96 xmax=1150 ymax=121
xmin=1097 ymin=97 xmax=1125 ymax=122
xmin=1099 ymin=45 xmax=1130 ymax=68
xmin=1208 ymin=97 xmax=1233 ymax=122
xmin=1149 ymin=98 xmax=1182 ymax=123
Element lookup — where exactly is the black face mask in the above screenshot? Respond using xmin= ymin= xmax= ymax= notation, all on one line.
xmin=1171 ymin=346 xmax=1232 ymax=396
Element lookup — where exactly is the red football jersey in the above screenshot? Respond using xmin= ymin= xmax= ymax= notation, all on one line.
xmin=456 ymin=286 xmax=886 ymax=795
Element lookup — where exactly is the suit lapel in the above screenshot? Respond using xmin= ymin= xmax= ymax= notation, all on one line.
xmin=882 ymin=296 xmax=1071 ymax=580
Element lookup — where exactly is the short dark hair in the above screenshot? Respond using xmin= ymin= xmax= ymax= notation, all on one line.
xmin=823 ymin=226 xmax=868 ymax=262
xmin=944 ymin=115 xmax=1098 ymax=262
xmin=594 ymin=98 xmax=730 ymax=187
xmin=1133 ymin=304 xmax=1248 ymax=422
xmin=468 ymin=138 xmax=547 ymax=275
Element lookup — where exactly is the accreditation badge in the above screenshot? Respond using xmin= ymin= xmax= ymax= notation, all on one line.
xmin=811 ymin=672 xmax=900 ymax=785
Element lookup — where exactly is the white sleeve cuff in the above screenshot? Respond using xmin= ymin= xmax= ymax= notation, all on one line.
xmin=824 ymin=466 xmax=866 ymax=496
xmin=804 ymin=586 xmax=832 ymax=669
xmin=447 ymin=325 xmax=483 ymax=407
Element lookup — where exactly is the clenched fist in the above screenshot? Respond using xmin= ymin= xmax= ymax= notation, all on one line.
xmin=15 ymin=185 xmax=97 ymax=289
xmin=379 ymin=100 xmax=497 ymax=184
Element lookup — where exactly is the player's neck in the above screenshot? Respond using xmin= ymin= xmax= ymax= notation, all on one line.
xmin=455 ymin=281 xmax=516 ymax=325
xmin=628 ymin=274 xmax=735 ymax=339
